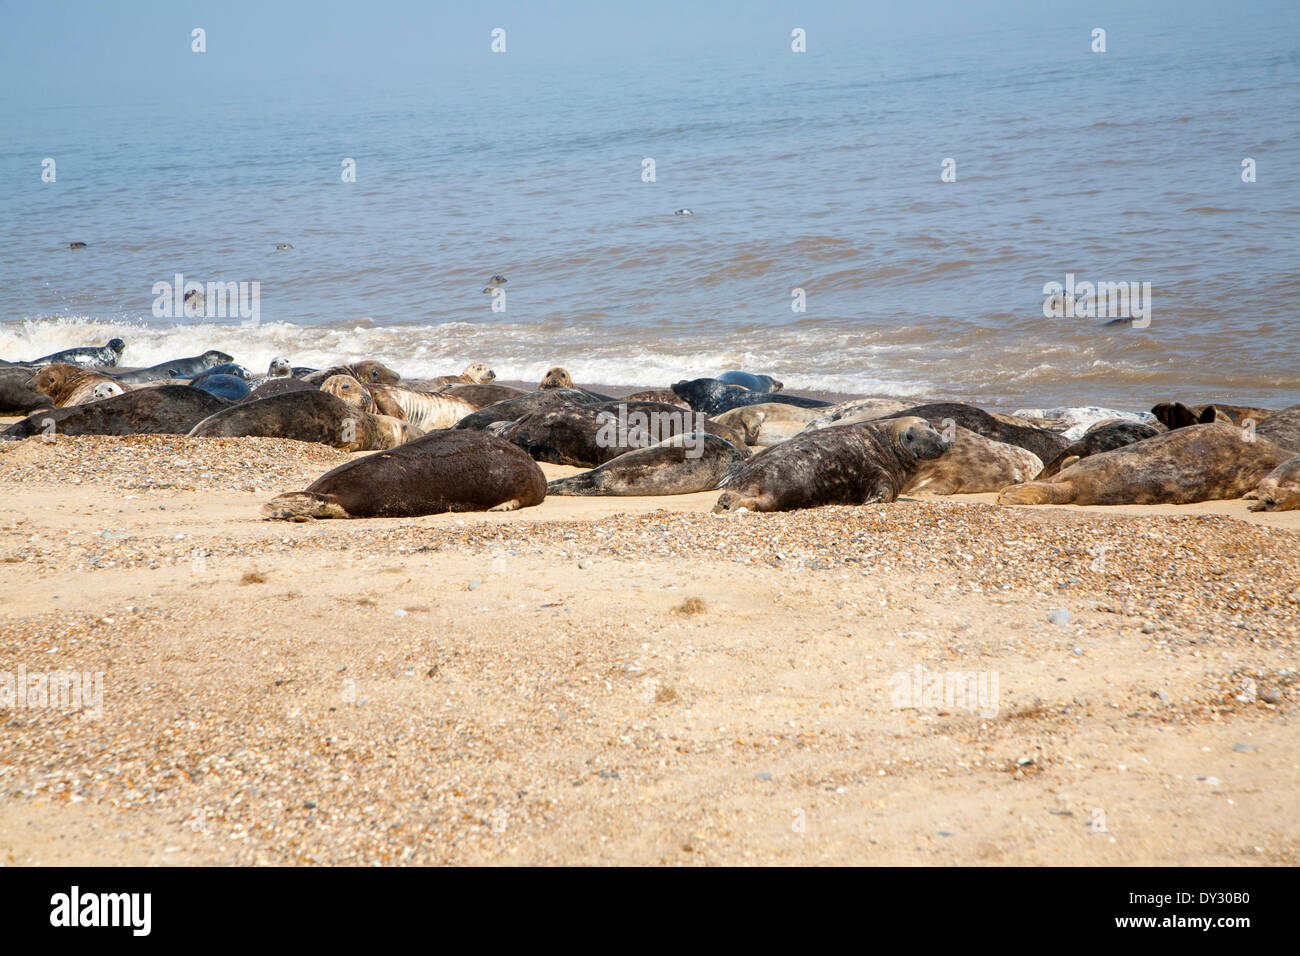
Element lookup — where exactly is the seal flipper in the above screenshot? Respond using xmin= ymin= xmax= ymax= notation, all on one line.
xmin=261 ymin=491 xmax=350 ymax=520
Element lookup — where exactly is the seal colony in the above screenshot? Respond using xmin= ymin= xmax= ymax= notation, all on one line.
xmin=4 ymin=337 xmax=1298 ymax=514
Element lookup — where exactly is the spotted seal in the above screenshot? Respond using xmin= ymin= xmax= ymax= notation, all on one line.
xmin=713 ymin=417 xmax=952 ymax=513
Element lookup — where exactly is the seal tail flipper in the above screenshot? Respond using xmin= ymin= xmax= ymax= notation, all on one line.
xmin=261 ymin=491 xmax=350 ymax=520
xmin=996 ymin=481 xmax=1078 ymax=505
xmin=545 ymin=474 xmax=599 ymax=496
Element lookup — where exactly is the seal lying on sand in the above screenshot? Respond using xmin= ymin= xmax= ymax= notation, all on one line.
xmin=901 ymin=425 xmax=1042 ymax=496
xmin=433 ymin=383 xmax=529 ymax=407
xmin=300 ymin=361 xmax=400 ymax=386
xmin=430 ymin=362 xmax=496 ymax=386
xmin=365 ymin=384 xmax=479 ymax=431
xmin=997 ymin=423 xmax=1290 ymax=506
xmin=546 ymin=433 xmax=749 ymax=496
xmin=1255 ymin=404 xmax=1300 ymax=452
xmin=716 ymin=371 xmax=784 ymax=392
xmin=623 ymin=388 xmax=689 ymax=407
xmin=455 ymin=388 xmax=604 ymax=431
xmin=2 ymin=386 xmax=229 ymax=438
xmin=190 ymin=373 xmax=251 ymax=401
xmin=261 ymin=430 xmax=546 ymax=520
xmin=17 ymin=338 xmax=126 ymax=368
xmin=26 ymin=364 xmax=127 ymax=407
xmin=111 ymin=350 xmax=234 ymax=384
xmin=880 ymin=403 xmax=1068 ymax=463
xmin=799 ymin=398 xmax=912 ymax=430
xmin=1035 ymin=421 xmax=1162 ymax=479
xmin=1246 ymin=455 xmax=1300 ymax=512
xmin=498 ymin=402 xmax=744 ymax=468
xmin=713 ymin=417 xmax=951 ymax=513
xmin=188 ymin=389 xmax=420 ymax=451
xmin=0 ymin=368 xmax=59 ymax=415
xmin=672 ymin=378 xmax=832 ymax=418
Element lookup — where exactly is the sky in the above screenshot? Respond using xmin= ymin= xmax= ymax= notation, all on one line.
xmin=3 ymin=0 xmax=1289 ymax=110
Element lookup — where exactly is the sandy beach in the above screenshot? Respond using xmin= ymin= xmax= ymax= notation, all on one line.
xmin=1 ymin=430 xmax=1296 ymax=866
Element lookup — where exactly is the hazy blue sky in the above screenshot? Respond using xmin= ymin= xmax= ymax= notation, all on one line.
xmin=3 ymin=0 xmax=1289 ymax=108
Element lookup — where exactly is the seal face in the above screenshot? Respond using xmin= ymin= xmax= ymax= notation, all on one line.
xmin=320 ymin=374 xmax=376 ymax=413
xmin=712 ymin=417 xmax=951 ymax=513
xmin=482 ymin=275 xmax=507 ymax=293
xmin=261 ymin=429 xmax=546 ymax=520
xmin=539 ymin=367 xmax=573 ymax=390
xmin=997 ymin=423 xmax=1290 ymax=506
xmin=546 ymin=433 xmax=749 ymax=496
xmin=671 ymin=378 xmax=831 ymax=418
xmin=300 ymin=361 xmax=400 ymax=386
xmin=267 ymin=357 xmax=292 ymax=378
xmin=431 ymin=362 xmax=496 ymax=386
xmin=1247 ymin=455 xmax=1300 ymax=512
xmin=26 ymin=363 xmax=124 ymax=407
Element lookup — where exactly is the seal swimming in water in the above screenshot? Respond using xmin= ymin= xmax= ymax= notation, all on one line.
xmin=2 ymin=386 xmax=229 ymax=439
xmin=261 ymin=430 xmax=545 ymax=520
xmin=497 ymin=401 xmax=744 ymax=468
xmin=430 ymin=362 xmax=496 ymax=386
xmin=997 ymin=423 xmax=1290 ymax=506
xmin=716 ymin=371 xmax=784 ymax=392
xmin=299 ymin=361 xmax=401 ymax=386
xmin=1035 ymin=421 xmax=1162 ymax=479
xmin=713 ymin=417 xmax=951 ymax=513
xmin=671 ymin=378 xmax=832 ymax=418
xmin=546 ymin=433 xmax=750 ymax=497
xmin=17 ymin=338 xmax=126 ymax=369
xmin=110 ymin=350 xmax=234 ymax=384
xmin=879 ymin=403 xmax=1069 ymax=463
xmin=188 ymin=389 xmax=420 ymax=451
xmin=26 ymin=364 xmax=127 ymax=407
xmin=1246 ymin=455 xmax=1300 ymax=512
xmin=481 ymin=275 xmax=507 ymax=293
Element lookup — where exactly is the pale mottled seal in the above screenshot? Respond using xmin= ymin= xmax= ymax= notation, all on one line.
xmin=430 ymin=362 xmax=496 ymax=386
xmin=997 ymin=423 xmax=1290 ymax=506
xmin=1246 ymin=455 xmax=1300 ymax=512
xmin=1035 ymin=421 xmax=1161 ymax=479
xmin=1013 ymin=406 xmax=1157 ymax=441
xmin=498 ymin=402 xmax=744 ymax=468
xmin=26 ymin=364 xmax=125 ymax=407
xmin=111 ymin=350 xmax=234 ymax=384
xmin=1255 ymin=404 xmax=1300 ymax=452
xmin=365 ymin=384 xmax=478 ymax=431
xmin=455 ymin=388 xmax=603 ymax=431
xmin=902 ymin=425 xmax=1042 ymax=496
xmin=716 ymin=371 xmax=784 ymax=392
xmin=1 ymin=386 xmax=228 ymax=439
xmin=672 ymin=378 xmax=832 ymax=418
xmin=90 ymin=381 xmax=125 ymax=401
xmin=300 ymin=361 xmax=400 ymax=386
xmin=22 ymin=338 xmax=125 ymax=368
xmin=546 ymin=433 xmax=749 ymax=496
xmin=881 ymin=403 xmax=1069 ymax=463
xmin=188 ymin=390 xmax=420 ymax=451
xmin=800 ymin=398 xmax=912 ymax=430
xmin=713 ymin=417 xmax=951 ymax=513
xmin=320 ymin=374 xmax=376 ymax=413
xmin=262 ymin=430 xmax=545 ymax=520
